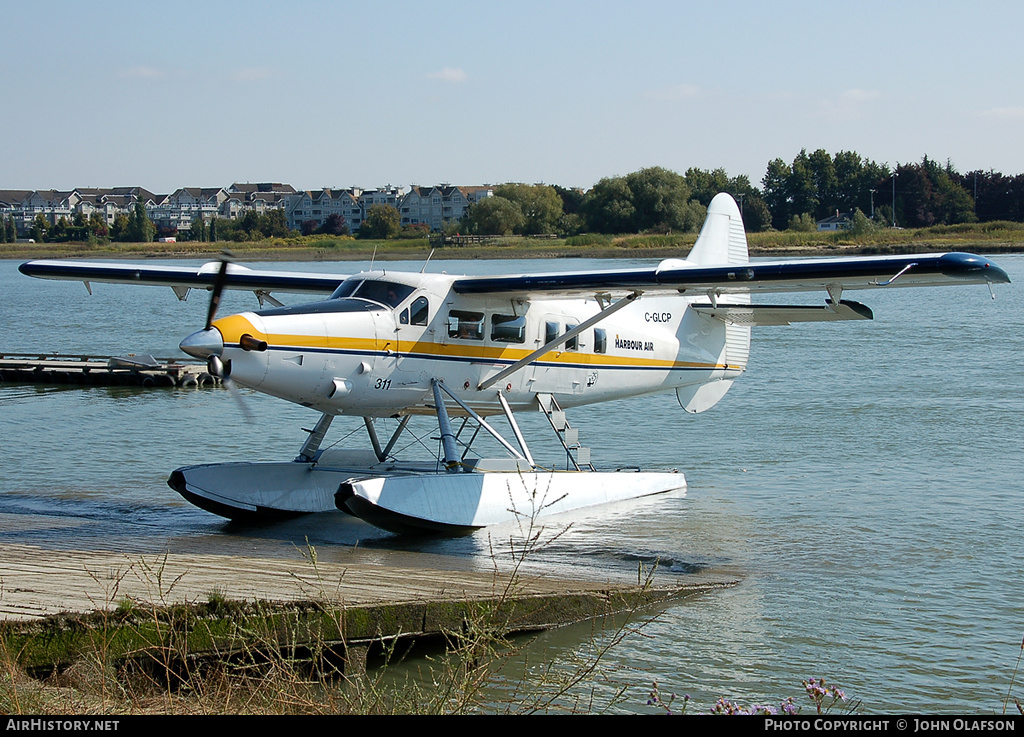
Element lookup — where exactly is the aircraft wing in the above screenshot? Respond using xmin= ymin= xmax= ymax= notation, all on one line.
xmin=452 ymin=252 xmax=1009 ymax=297
xmin=18 ymin=259 xmax=345 ymax=297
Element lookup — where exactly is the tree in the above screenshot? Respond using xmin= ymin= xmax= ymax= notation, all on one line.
xmin=762 ymin=149 xmax=893 ymax=229
xmin=762 ymin=157 xmax=793 ymax=230
xmin=623 ymin=166 xmax=697 ymax=232
xmin=50 ymin=216 xmax=68 ymax=241
xmin=787 ymin=213 xmax=817 ymax=231
xmin=88 ymin=213 xmax=108 ymax=239
xmin=553 ymin=185 xmax=585 ymax=215
xmin=492 ymin=183 xmax=563 ymax=235
xmin=847 ymin=208 xmax=877 ymax=236
xmin=191 ymin=215 xmax=208 ymax=242
xmin=110 ymin=213 xmax=129 ymax=241
xmin=461 ymin=196 xmax=525 ymax=235
xmin=893 ymin=158 xmax=976 ymax=228
xmin=787 ymin=150 xmax=820 ymax=222
xmin=319 ymin=213 xmax=349 ymax=236
xmin=807 ymin=149 xmax=838 ymax=217
xmin=959 ymin=170 xmax=1024 ymax=222
xmin=582 ymin=175 xmax=636 ymax=233
xmin=359 ymin=204 xmax=400 ymax=239
xmin=741 ymin=196 xmax=773 ymax=232
xmin=685 ymin=167 xmax=733 ymax=206
xmin=30 ymin=214 xmax=48 ymax=242
xmin=582 ymin=167 xmax=703 ymax=234
xmin=124 ymin=201 xmax=155 ymax=242
xmin=263 ymin=209 xmax=291 ymax=238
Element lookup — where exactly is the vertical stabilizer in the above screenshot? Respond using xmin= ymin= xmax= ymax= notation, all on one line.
xmin=686 ymin=193 xmax=748 ymax=266
xmin=675 ymin=193 xmax=751 ymax=413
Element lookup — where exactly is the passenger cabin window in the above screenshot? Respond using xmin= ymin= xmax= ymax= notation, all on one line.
xmin=544 ymin=321 xmax=559 ymax=345
xmin=594 ymin=328 xmax=607 ymax=354
xmin=491 ymin=314 xmax=526 ymax=344
xmin=448 ymin=310 xmax=484 ymax=340
xmin=564 ymin=323 xmax=579 ymax=351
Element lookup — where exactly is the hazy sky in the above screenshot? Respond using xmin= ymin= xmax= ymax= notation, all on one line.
xmin=4 ymin=0 xmax=1022 ymax=193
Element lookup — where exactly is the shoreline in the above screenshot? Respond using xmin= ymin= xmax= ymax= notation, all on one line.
xmin=4 ymin=240 xmax=1023 ymax=263
xmin=0 ymin=537 xmax=738 ymax=681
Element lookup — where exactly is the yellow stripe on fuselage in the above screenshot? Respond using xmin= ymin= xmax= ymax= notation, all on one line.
xmin=212 ymin=314 xmax=732 ymax=371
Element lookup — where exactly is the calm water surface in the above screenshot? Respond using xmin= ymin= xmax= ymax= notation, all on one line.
xmin=1 ymin=254 xmax=1022 ymax=713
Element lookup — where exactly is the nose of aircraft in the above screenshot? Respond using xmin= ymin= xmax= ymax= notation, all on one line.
xmin=179 ymin=327 xmax=224 ymax=360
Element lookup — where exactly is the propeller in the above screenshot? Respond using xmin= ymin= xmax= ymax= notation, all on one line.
xmin=180 ymin=251 xmax=254 ymax=422
xmin=205 ymin=253 xmax=230 ymax=330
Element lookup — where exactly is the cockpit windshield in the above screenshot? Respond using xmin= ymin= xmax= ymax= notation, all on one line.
xmin=329 ymin=279 xmax=415 ymax=307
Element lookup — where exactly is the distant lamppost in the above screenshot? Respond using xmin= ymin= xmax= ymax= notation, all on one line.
xmin=869 ymin=189 xmax=875 ymax=219
xmin=891 ymin=172 xmax=897 ymax=228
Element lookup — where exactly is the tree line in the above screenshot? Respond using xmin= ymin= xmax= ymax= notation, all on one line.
xmin=8 ymin=151 xmax=1024 ymax=244
xmin=459 ymin=154 xmax=1024 ymax=238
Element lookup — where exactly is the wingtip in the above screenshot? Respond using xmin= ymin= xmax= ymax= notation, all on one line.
xmin=939 ymin=252 xmax=1011 ymax=284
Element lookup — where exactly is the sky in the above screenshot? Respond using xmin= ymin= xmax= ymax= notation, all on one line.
xmin=3 ymin=0 xmax=1023 ymax=194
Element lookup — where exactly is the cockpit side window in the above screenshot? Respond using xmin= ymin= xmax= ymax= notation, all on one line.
xmin=409 ymin=296 xmax=429 ymax=326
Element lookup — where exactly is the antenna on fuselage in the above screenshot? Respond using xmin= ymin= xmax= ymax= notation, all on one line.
xmin=421 ymin=248 xmax=435 ymax=273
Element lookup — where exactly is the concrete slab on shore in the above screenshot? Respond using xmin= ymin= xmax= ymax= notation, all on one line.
xmin=0 ymin=540 xmax=737 ymax=674
xmin=0 ymin=541 xmax=735 ymax=622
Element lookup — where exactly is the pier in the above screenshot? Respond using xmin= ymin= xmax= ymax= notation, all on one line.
xmin=0 ymin=352 xmax=216 ymax=388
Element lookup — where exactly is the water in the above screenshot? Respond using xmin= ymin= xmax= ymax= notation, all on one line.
xmin=1 ymin=254 xmax=1022 ymax=713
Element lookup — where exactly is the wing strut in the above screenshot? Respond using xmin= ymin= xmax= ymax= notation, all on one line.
xmin=477 ymin=291 xmax=640 ymax=391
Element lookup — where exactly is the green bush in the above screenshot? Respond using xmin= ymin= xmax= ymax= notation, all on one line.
xmin=564 ymin=233 xmax=612 ymax=247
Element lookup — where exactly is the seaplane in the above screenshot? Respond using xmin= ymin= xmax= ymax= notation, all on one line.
xmin=19 ymin=194 xmax=1010 ymax=534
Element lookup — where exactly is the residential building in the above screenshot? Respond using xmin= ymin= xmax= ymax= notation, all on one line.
xmin=399 ymin=185 xmax=492 ymax=231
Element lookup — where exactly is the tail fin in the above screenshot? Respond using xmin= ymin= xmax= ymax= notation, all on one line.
xmin=686 ymin=192 xmax=748 ymax=266
xmin=674 ymin=193 xmax=750 ymax=414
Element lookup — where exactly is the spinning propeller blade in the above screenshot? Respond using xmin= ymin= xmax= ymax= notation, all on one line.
xmin=189 ymin=251 xmax=253 ymax=423
xmin=205 ymin=252 xmax=232 ymax=330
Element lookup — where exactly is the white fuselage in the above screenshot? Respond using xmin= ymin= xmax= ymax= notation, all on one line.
xmin=211 ymin=270 xmax=749 ymax=417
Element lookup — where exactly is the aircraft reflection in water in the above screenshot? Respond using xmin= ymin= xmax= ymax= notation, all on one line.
xmin=20 ymin=194 xmax=1010 ymax=534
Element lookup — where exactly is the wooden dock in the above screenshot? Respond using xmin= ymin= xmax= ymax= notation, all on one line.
xmin=0 ymin=352 xmax=216 ymax=388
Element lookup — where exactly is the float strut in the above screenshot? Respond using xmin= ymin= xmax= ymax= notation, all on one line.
xmin=297 ymin=413 xmax=334 ymax=462
xmin=431 ymin=379 xmax=461 ymax=472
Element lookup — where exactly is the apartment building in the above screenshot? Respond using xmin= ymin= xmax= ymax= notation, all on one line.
xmin=399 ymin=185 xmax=492 ymax=231
xmin=0 ymin=181 xmax=492 ymax=236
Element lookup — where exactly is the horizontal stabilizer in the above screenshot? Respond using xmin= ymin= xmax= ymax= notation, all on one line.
xmin=676 ymin=379 xmax=736 ymax=413
xmin=691 ymin=299 xmax=873 ymax=326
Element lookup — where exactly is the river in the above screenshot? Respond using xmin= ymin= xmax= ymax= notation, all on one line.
xmin=1 ymin=253 xmax=1022 ymax=714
